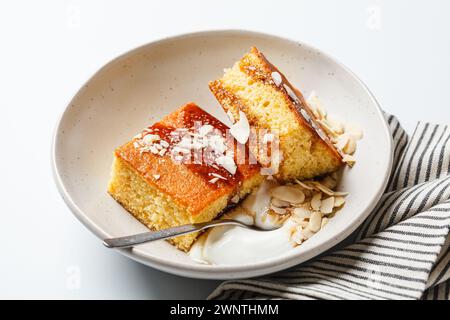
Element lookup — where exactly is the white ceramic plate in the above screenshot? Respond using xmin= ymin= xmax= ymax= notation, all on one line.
xmin=52 ymin=30 xmax=393 ymax=279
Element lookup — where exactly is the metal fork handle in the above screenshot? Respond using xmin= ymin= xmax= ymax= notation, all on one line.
xmin=102 ymin=219 xmax=246 ymax=248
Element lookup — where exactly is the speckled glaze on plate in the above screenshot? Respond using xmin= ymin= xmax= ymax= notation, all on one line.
xmin=52 ymin=30 xmax=393 ymax=279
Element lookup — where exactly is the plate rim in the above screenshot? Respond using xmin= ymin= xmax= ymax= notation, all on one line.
xmin=51 ymin=29 xmax=394 ymax=279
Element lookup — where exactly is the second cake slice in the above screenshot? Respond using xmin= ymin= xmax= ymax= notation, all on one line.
xmin=210 ymin=47 xmax=344 ymax=181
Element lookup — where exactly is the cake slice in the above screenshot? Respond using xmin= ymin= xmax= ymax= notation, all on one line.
xmin=108 ymin=103 xmax=263 ymax=251
xmin=210 ymin=47 xmax=344 ymax=182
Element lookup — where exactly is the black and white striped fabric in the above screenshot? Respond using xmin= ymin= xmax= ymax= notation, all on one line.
xmin=209 ymin=115 xmax=450 ymax=300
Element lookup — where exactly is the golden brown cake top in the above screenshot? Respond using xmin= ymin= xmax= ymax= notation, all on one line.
xmin=115 ymin=103 xmax=261 ymax=215
xmin=218 ymin=46 xmax=344 ymax=162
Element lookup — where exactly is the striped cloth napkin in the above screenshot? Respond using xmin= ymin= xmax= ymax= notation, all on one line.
xmin=209 ymin=115 xmax=450 ymax=300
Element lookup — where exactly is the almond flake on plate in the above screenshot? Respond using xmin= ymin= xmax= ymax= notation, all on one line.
xmin=320 ymin=175 xmax=337 ymax=189
xmin=308 ymin=211 xmax=322 ymax=232
xmin=335 ymin=133 xmax=350 ymax=150
xmin=271 ymin=198 xmax=290 ymax=208
xmin=343 ymin=136 xmax=356 ymax=155
xmin=270 ymin=205 xmax=288 ymax=215
xmin=270 ymin=185 xmax=305 ymax=204
xmin=320 ymin=197 xmax=335 ymax=214
xmin=334 ymin=196 xmax=346 ymax=207
xmin=283 ymin=84 xmax=299 ymax=103
xmin=309 ymin=181 xmax=348 ymax=196
xmin=302 ymin=227 xmax=316 ymax=239
xmin=295 ymin=179 xmax=315 ymax=190
xmin=293 ymin=207 xmax=312 ymax=220
xmin=291 ymin=226 xmax=304 ymax=245
xmin=310 ymin=193 xmax=322 ymax=211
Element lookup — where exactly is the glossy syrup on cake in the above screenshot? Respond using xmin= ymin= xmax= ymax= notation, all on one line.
xmin=131 ymin=103 xmax=258 ymax=188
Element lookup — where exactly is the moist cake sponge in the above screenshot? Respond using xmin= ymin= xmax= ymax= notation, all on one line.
xmin=210 ymin=47 xmax=343 ymax=182
xmin=108 ymin=103 xmax=263 ymax=251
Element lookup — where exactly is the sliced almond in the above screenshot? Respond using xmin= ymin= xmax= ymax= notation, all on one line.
xmin=208 ymin=177 xmax=219 ymax=184
xmin=284 ymin=84 xmax=299 ymax=103
xmin=198 ymin=124 xmax=213 ymax=136
xmin=307 ymin=92 xmax=327 ymax=120
xmin=293 ymin=207 xmax=312 ymax=220
xmin=316 ymin=106 xmax=327 ymax=120
xmin=291 ymin=214 xmax=309 ymax=226
xmin=326 ymin=116 xmax=344 ymax=135
xmin=271 ymin=198 xmax=290 ymax=208
xmin=321 ymin=217 xmax=329 ymax=228
xmin=343 ymin=154 xmax=356 ymax=167
xmin=160 ymin=140 xmax=170 ymax=148
xmin=310 ymin=193 xmax=322 ymax=211
xmin=149 ymin=145 xmax=159 ymax=154
xmin=295 ymin=179 xmax=314 ymax=190
xmin=335 ymin=133 xmax=350 ymax=150
xmin=334 ymin=196 xmax=346 ymax=207
xmin=270 ymin=186 xmax=305 ymax=204
xmin=271 ymin=71 xmax=282 ymax=87
xmin=215 ymin=155 xmax=237 ymax=175
xmin=265 ymin=212 xmax=289 ymax=226
xmin=303 ymin=227 xmax=316 ymax=239
xmin=291 ymin=226 xmax=304 ymax=245
xmin=311 ymin=107 xmax=321 ymax=119
xmin=133 ymin=132 xmax=143 ymax=140
xmin=310 ymin=181 xmax=334 ymax=196
xmin=332 ymin=191 xmax=349 ymax=196
xmin=318 ymin=120 xmax=338 ymax=137
xmin=320 ymin=197 xmax=335 ymax=214
xmin=308 ymin=211 xmax=322 ymax=232
xmin=299 ymin=220 xmax=309 ymax=228
xmin=321 ymin=175 xmax=337 ymax=190
xmin=270 ymin=206 xmax=288 ymax=215
xmin=343 ymin=136 xmax=356 ymax=155
xmin=211 ymin=172 xmax=227 ymax=180
xmin=310 ymin=181 xmax=348 ymax=196
xmin=307 ymin=91 xmax=319 ymax=104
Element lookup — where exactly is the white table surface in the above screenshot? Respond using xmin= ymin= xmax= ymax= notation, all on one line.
xmin=1 ymin=0 xmax=449 ymax=299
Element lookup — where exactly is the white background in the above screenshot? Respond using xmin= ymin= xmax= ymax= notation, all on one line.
xmin=1 ymin=0 xmax=449 ymax=299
